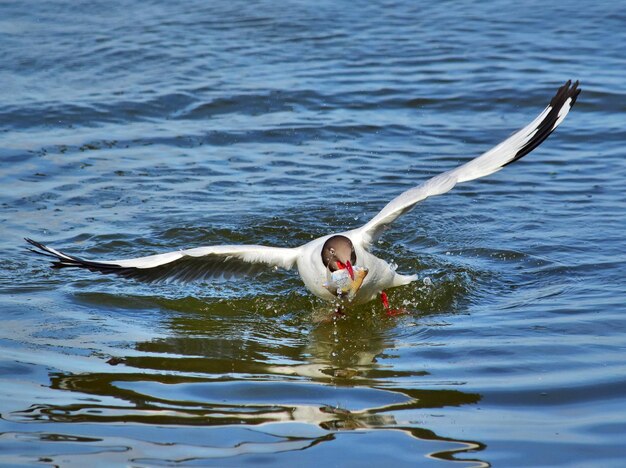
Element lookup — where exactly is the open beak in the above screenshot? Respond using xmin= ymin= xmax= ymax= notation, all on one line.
xmin=345 ymin=260 xmax=355 ymax=280
xmin=336 ymin=260 xmax=355 ymax=280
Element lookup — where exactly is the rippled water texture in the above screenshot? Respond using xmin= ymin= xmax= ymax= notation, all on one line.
xmin=2 ymin=1 xmax=626 ymax=466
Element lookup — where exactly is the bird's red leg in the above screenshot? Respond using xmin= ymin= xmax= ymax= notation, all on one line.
xmin=381 ymin=291 xmax=390 ymax=310
xmin=380 ymin=291 xmax=406 ymax=317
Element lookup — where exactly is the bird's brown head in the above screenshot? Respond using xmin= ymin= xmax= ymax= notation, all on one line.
xmin=321 ymin=235 xmax=356 ymax=279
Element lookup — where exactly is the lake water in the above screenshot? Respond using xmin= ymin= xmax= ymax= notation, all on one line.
xmin=1 ymin=1 xmax=625 ymax=466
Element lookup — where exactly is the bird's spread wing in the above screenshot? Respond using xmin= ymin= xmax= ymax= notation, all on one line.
xmin=25 ymin=238 xmax=300 ymax=283
xmin=354 ymin=80 xmax=581 ymax=247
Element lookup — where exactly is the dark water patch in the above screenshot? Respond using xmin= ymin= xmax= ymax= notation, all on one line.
xmin=12 ymin=370 xmax=482 ymax=430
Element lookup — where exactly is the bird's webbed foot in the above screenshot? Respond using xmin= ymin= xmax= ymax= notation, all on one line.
xmin=380 ymin=291 xmax=408 ymax=317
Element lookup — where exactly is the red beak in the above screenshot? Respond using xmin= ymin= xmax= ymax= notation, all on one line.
xmin=336 ymin=260 xmax=355 ymax=280
xmin=345 ymin=260 xmax=355 ymax=280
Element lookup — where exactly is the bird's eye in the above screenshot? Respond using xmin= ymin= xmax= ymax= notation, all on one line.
xmin=329 ymin=248 xmax=335 ymax=254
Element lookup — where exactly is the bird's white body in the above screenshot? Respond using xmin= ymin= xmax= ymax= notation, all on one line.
xmin=26 ymin=81 xmax=580 ymax=307
xmin=296 ymin=231 xmax=416 ymax=304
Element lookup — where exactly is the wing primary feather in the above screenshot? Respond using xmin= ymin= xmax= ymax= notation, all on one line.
xmin=503 ymin=80 xmax=580 ymax=167
xmin=25 ymin=238 xmax=299 ymax=284
xmin=354 ymin=80 xmax=581 ymax=247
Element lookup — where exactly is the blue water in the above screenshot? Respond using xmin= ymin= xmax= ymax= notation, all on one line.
xmin=2 ymin=1 xmax=626 ymax=466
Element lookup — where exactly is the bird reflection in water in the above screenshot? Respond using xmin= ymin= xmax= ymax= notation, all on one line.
xmin=9 ymin=295 xmax=489 ymax=467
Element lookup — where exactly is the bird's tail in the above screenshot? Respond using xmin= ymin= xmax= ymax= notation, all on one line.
xmin=392 ymin=273 xmax=419 ymax=287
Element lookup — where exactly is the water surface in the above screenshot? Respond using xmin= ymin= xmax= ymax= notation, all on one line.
xmin=1 ymin=1 xmax=626 ymax=466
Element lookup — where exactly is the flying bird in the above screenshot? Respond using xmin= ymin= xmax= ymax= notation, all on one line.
xmin=26 ymin=80 xmax=581 ymax=312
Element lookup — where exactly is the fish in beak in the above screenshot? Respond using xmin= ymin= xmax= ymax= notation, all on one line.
xmin=336 ymin=260 xmax=355 ymax=280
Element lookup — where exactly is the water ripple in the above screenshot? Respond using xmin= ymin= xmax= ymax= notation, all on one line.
xmin=1 ymin=0 xmax=626 ymax=466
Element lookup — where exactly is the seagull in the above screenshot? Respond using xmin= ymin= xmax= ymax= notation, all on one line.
xmin=26 ymin=80 xmax=581 ymax=312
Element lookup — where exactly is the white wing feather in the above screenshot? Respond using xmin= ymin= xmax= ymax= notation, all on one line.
xmin=355 ymin=80 xmax=581 ymax=247
xmin=26 ymin=82 xmax=581 ymax=285
xmin=25 ymin=238 xmax=299 ymax=283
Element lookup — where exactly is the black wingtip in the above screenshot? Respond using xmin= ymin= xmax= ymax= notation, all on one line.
xmin=26 ymin=246 xmax=58 ymax=259
xmin=25 ymin=237 xmax=132 ymax=275
xmin=25 ymin=237 xmax=51 ymax=254
xmin=25 ymin=238 xmax=63 ymax=265
xmin=25 ymin=238 xmax=61 ymax=268
xmin=502 ymin=80 xmax=581 ymax=167
xmin=549 ymin=79 xmax=581 ymax=109
xmin=570 ymin=80 xmax=581 ymax=106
